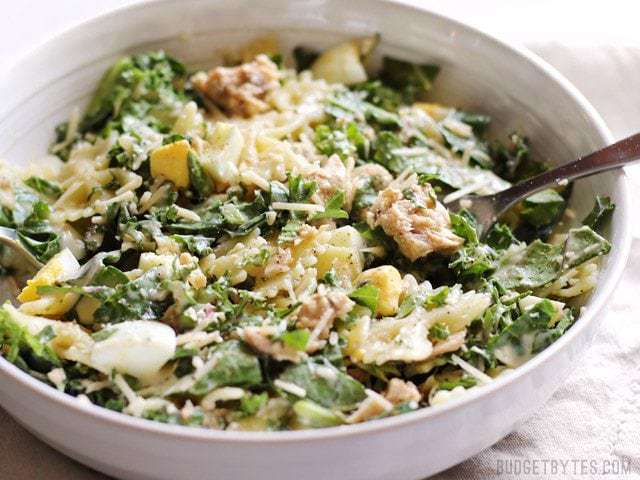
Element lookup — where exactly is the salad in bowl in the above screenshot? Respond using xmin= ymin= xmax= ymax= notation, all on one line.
xmin=0 ymin=36 xmax=614 ymax=431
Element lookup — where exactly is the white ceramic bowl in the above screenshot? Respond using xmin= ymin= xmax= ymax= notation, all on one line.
xmin=0 ymin=1 xmax=631 ymax=479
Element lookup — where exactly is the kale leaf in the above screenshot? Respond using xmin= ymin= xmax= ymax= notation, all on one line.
xmin=6 ymin=187 xmax=62 ymax=262
xmin=489 ymin=299 xmax=570 ymax=367
xmin=485 ymin=223 xmax=517 ymax=250
xmin=24 ymin=177 xmax=62 ymax=198
xmin=326 ymin=89 xmax=400 ymax=128
xmin=562 ymin=225 xmax=611 ymax=270
xmin=492 ymin=240 xmax=562 ymax=290
xmin=520 ymin=189 xmax=565 ymax=228
xmin=311 ymin=190 xmax=349 ymax=221
xmin=0 ymin=308 xmax=61 ymax=373
xmin=189 ymin=340 xmax=263 ymax=396
xmin=490 ymin=133 xmax=545 ymax=182
xmin=582 ymin=195 xmax=615 ymax=231
xmin=293 ymin=46 xmax=319 ymax=72
xmin=79 ymin=51 xmax=187 ymax=134
xmin=314 ymin=122 xmax=368 ymax=161
xmin=93 ymin=269 xmax=171 ymax=324
xmin=379 ymin=56 xmax=439 ymax=103
xmin=277 ymin=361 xmax=366 ymax=411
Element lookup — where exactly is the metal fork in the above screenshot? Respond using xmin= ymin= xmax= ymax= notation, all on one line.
xmin=444 ymin=132 xmax=640 ymax=234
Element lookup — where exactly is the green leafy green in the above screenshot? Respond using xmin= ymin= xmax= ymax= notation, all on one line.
xmin=449 ymin=244 xmax=497 ymax=279
xmin=485 ymin=223 xmax=517 ymax=250
xmin=239 ymin=392 xmax=269 ymax=416
xmin=313 ymin=123 xmax=367 ymax=161
xmin=293 ymin=46 xmax=319 ymax=71
xmin=397 ymin=294 xmax=417 ymax=318
xmin=188 ymin=151 xmax=212 ymax=201
xmin=531 ymin=310 xmax=574 ymax=353
xmin=93 ymin=269 xmax=171 ymax=324
xmin=438 ymin=376 xmax=477 ymax=391
xmin=190 ymin=340 xmax=262 ymax=396
xmin=349 ymin=284 xmax=379 ymax=313
xmin=455 ymin=111 xmax=492 ymax=137
xmin=371 ymin=131 xmax=405 ymax=174
xmin=280 ymin=329 xmax=310 ymax=351
xmin=521 ymin=189 xmax=565 ymax=228
xmin=490 ymin=133 xmax=545 ymax=182
xmin=91 ymin=328 xmax=117 ymax=342
xmin=278 ymin=219 xmax=303 ymax=244
xmin=24 ymin=177 xmax=62 ymax=198
xmin=277 ymin=361 xmax=366 ymax=411
xmin=449 ymin=211 xmax=479 ymax=244
xmin=424 ymin=287 xmax=450 ymax=310
xmin=354 ymin=80 xmax=402 ymax=112
xmin=311 ymin=190 xmax=349 ymax=220
xmin=6 ymin=187 xmax=62 ymax=262
xmin=93 ymin=266 xmax=129 ymax=287
xmin=438 ymin=119 xmax=491 ymax=169
xmin=582 ymin=195 xmax=615 ymax=231
xmin=379 ymin=56 xmax=439 ymax=103
xmin=292 ymin=400 xmax=345 ymax=428
xmin=79 ymin=51 xmax=187 ymax=134
xmin=326 ymin=89 xmax=400 ymax=128
xmin=142 ymin=406 xmax=204 ymax=426
xmin=489 ymin=299 xmax=564 ymax=367
xmin=0 ymin=308 xmax=60 ymax=372
xmin=171 ymin=234 xmax=214 ymax=257
xmin=429 ymin=322 xmax=450 ymax=340
xmin=562 ymin=226 xmax=611 ymax=270
xmin=17 ymin=232 xmax=61 ymax=264
xmin=288 ymin=174 xmax=317 ymax=204
xmin=492 ymin=240 xmax=562 ymax=290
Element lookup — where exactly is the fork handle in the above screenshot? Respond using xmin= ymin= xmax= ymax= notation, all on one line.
xmin=494 ymin=132 xmax=640 ymax=211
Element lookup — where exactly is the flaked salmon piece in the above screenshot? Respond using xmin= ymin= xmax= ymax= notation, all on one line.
xmin=383 ymin=378 xmax=422 ymax=405
xmin=192 ymin=54 xmax=280 ymax=118
xmin=368 ymin=180 xmax=463 ymax=261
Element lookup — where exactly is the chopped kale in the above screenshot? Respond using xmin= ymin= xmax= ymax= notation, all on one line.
xmin=349 ymin=284 xmax=379 ymax=314
xmin=353 ymin=80 xmax=402 ymax=112
xmin=326 ymin=89 xmax=400 ymax=128
xmin=187 ymin=151 xmax=212 ymax=201
xmin=492 ymin=241 xmax=562 ymax=290
xmin=24 ymin=177 xmax=62 ymax=198
xmin=93 ymin=269 xmax=172 ymax=324
xmin=277 ymin=361 xmax=366 ymax=411
xmin=520 ymin=189 xmax=565 ymax=228
xmin=582 ymin=195 xmax=615 ymax=231
xmin=489 ymin=299 xmax=570 ymax=367
xmin=311 ymin=190 xmax=349 ymax=221
xmin=314 ymin=122 xmax=368 ymax=161
xmin=6 ymin=187 xmax=62 ymax=262
xmin=190 ymin=340 xmax=263 ymax=396
xmin=292 ymin=400 xmax=344 ymax=428
xmin=371 ymin=131 xmax=405 ymax=174
xmin=429 ymin=322 xmax=451 ymax=340
xmin=79 ymin=51 xmax=187 ymax=134
xmin=438 ymin=376 xmax=476 ymax=391
xmin=485 ymin=223 xmax=517 ymax=250
xmin=424 ymin=287 xmax=450 ymax=310
xmin=280 ymin=329 xmax=310 ymax=351
xmin=490 ymin=133 xmax=545 ymax=182
xmin=379 ymin=56 xmax=439 ymax=103
xmin=292 ymin=46 xmax=319 ymax=71
xmin=0 ymin=308 xmax=61 ymax=373
xmin=562 ymin=225 xmax=611 ymax=270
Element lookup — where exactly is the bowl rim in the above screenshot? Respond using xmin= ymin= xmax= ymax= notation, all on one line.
xmin=0 ymin=0 xmax=632 ymax=444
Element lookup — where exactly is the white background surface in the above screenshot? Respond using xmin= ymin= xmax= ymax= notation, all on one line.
xmin=1 ymin=1 xmax=639 ymax=479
